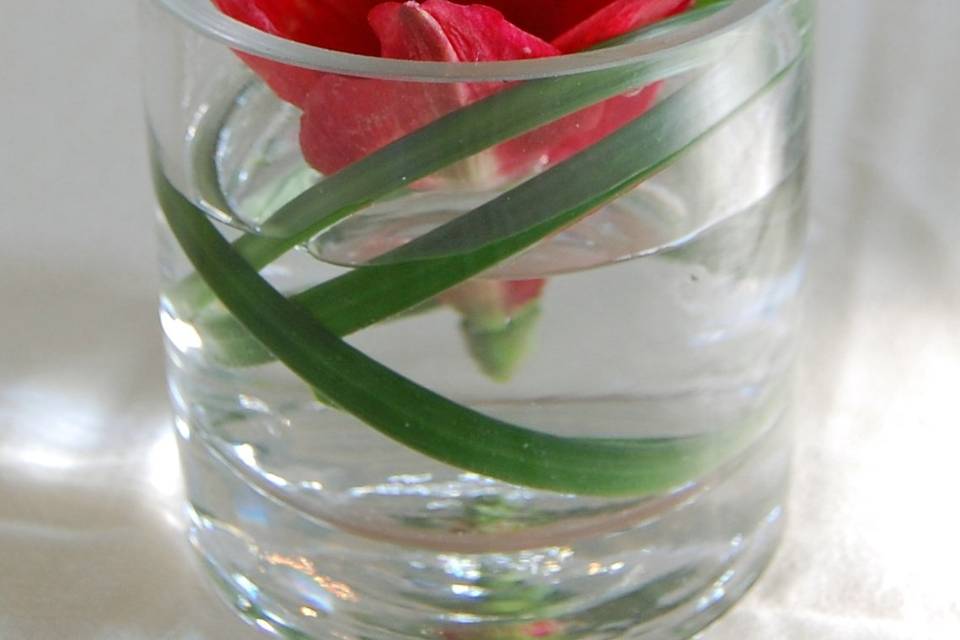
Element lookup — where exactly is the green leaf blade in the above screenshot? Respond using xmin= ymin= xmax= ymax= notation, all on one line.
xmin=156 ymin=166 xmax=770 ymax=497
xmin=153 ymin=3 xmax=800 ymax=494
xmin=167 ymin=10 xmax=733 ymax=317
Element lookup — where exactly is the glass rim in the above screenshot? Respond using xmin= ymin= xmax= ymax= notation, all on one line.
xmin=151 ymin=0 xmax=775 ymax=81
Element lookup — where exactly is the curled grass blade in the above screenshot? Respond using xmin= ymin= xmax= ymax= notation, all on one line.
xmin=154 ymin=2 xmax=796 ymax=493
xmin=168 ymin=4 xmax=735 ymax=315
xmin=156 ymin=163 xmax=770 ymax=497
xmin=199 ymin=39 xmax=799 ymax=366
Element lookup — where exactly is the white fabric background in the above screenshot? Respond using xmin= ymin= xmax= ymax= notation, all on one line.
xmin=1 ymin=1 xmax=958 ymax=638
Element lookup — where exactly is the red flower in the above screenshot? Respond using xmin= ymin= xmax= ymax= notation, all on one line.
xmin=215 ymin=0 xmax=692 ymax=178
xmin=213 ymin=0 xmax=691 ymax=379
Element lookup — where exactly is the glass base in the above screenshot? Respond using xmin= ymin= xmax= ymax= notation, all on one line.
xmin=195 ymin=514 xmax=781 ymax=640
xmin=180 ymin=421 xmax=788 ymax=640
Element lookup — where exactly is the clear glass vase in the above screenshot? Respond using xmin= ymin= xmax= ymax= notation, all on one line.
xmin=141 ymin=0 xmax=811 ymax=637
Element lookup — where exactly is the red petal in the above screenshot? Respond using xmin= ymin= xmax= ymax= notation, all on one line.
xmin=412 ymin=0 xmax=558 ymax=63
xmin=213 ymin=0 xmax=382 ymax=106
xmin=370 ymin=1 xmax=461 ymax=62
xmin=474 ymin=1 xmax=615 ymax=41
xmin=503 ymin=279 xmax=546 ymax=311
xmin=212 ymin=0 xmax=318 ymax=105
xmin=552 ymin=0 xmax=693 ymax=53
xmin=543 ymin=83 xmax=661 ymax=165
xmin=231 ymin=0 xmax=687 ymax=180
xmin=537 ymin=1 xmax=692 ymax=165
xmin=438 ymin=278 xmax=545 ymax=318
xmin=239 ymin=57 xmax=316 ymax=106
xmin=213 ymin=0 xmax=276 ymax=33
xmin=299 ymin=74 xmax=465 ymax=175
xmin=410 ymin=1 xmax=564 ymax=175
xmin=215 ymin=0 xmax=380 ymax=53
xmin=301 ymin=0 xmax=558 ymax=175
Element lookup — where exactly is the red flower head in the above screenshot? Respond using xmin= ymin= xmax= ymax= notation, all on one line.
xmin=214 ymin=0 xmax=692 ymax=178
xmin=212 ymin=0 xmax=692 ymax=379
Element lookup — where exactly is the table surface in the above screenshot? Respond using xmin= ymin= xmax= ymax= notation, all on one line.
xmin=2 ymin=1 xmax=958 ymax=638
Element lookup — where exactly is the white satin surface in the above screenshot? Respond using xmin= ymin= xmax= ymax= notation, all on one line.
xmin=1 ymin=1 xmax=958 ymax=638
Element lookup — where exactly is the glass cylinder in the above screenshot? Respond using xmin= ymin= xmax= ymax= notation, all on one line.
xmin=141 ymin=0 xmax=811 ymax=637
